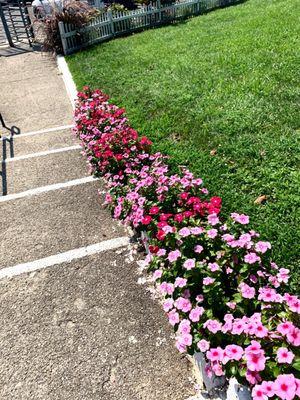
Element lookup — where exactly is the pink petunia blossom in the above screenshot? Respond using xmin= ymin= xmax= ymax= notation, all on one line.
xmin=260 ymin=381 xmax=275 ymax=397
xmin=208 ymin=213 xmax=220 ymax=226
xmin=194 ymin=244 xmax=204 ymax=253
xmin=178 ymin=227 xmax=191 ymax=237
xmin=163 ymin=298 xmax=174 ymax=312
xmin=207 ymin=229 xmax=218 ymax=239
xmin=244 ymin=252 xmax=261 ymax=264
xmin=203 ymin=277 xmax=215 ymax=286
xmin=167 ymin=309 xmax=180 ymax=326
xmin=197 ymin=339 xmax=210 ymax=352
xmin=231 ymin=212 xmax=250 ymax=224
xmin=252 ymin=385 xmax=268 ymax=400
xmin=276 ymin=347 xmax=295 ymax=364
xmin=255 ymin=241 xmax=271 ymax=254
xmin=273 ymin=374 xmax=296 ymax=400
xmin=206 ymin=347 xmax=224 ymax=362
xmin=174 ymin=277 xmax=187 ymax=288
xmin=191 ymin=227 xmax=204 ymax=235
xmin=239 ymin=282 xmax=256 ymax=299
xmin=168 ymin=250 xmax=181 ymax=262
xmin=183 ymin=258 xmax=196 ymax=270
xmin=208 ymin=262 xmax=220 ymax=272
xmin=203 ymin=319 xmax=222 ymax=334
xmin=223 ymin=345 xmax=243 ymax=364
xmin=189 ymin=306 xmax=204 ymax=322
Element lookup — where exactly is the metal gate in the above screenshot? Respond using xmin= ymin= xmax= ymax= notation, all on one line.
xmin=0 ymin=0 xmax=34 ymax=47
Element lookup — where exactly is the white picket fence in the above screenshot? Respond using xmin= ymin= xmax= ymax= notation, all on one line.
xmin=59 ymin=0 xmax=240 ymax=55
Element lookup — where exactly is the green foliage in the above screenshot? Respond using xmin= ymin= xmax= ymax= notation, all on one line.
xmin=67 ymin=0 xmax=300 ymax=290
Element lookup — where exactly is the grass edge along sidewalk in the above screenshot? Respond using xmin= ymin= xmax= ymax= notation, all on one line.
xmin=72 ymin=86 xmax=300 ymax=399
xmin=67 ymin=0 xmax=300 ymax=291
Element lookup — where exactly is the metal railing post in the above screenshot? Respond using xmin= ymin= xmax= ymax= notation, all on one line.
xmin=0 ymin=3 xmax=14 ymax=47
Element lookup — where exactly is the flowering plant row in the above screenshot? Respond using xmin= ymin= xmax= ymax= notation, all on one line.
xmin=74 ymin=87 xmax=300 ymax=400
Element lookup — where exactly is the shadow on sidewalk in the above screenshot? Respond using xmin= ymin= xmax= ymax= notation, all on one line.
xmin=0 ymin=113 xmax=20 ymax=195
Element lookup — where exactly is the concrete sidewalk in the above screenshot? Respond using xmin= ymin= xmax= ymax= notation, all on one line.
xmin=0 ymin=51 xmax=193 ymax=399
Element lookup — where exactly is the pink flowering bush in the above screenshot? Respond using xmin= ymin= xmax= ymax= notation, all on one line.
xmin=74 ymin=87 xmax=300 ymax=399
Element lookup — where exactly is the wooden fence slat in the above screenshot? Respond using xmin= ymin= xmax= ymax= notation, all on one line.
xmin=60 ymin=0 xmax=238 ymax=54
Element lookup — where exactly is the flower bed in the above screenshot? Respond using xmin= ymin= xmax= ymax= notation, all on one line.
xmin=74 ymin=87 xmax=300 ymax=400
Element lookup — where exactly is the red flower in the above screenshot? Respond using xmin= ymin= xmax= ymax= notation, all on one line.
xmin=142 ymin=215 xmax=152 ymax=225
xmin=159 ymin=213 xmax=172 ymax=222
xmin=180 ymin=192 xmax=189 ymax=200
xmin=149 ymin=206 xmax=160 ymax=215
xmin=156 ymin=230 xmax=166 ymax=241
xmin=149 ymin=245 xmax=159 ymax=254
xmin=140 ymin=136 xmax=152 ymax=146
xmin=210 ymin=196 xmax=222 ymax=207
xmin=174 ymin=213 xmax=184 ymax=223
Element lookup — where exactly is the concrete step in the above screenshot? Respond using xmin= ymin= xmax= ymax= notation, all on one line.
xmin=1 ymin=129 xmax=76 ymax=159
xmin=0 ymin=181 xmax=124 ymax=269
xmin=0 ymin=250 xmax=192 ymax=400
xmin=0 ymin=53 xmax=73 ymax=132
xmin=2 ymin=149 xmax=88 ymax=195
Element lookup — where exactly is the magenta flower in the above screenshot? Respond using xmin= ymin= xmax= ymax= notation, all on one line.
xmin=260 ymin=381 xmax=275 ymax=397
xmin=223 ymin=345 xmax=243 ymax=364
xmin=203 ymin=319 xmax=222 ymax=334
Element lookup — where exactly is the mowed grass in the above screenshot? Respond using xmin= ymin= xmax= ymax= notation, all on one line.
xmin=67 ymin=0 xmax=300 ymax=288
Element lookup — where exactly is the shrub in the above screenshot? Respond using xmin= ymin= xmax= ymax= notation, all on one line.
xmin=37 ymin=1 xmax=99 ymax=53
xmin=74 ymin=87 xmax=300 ymax=399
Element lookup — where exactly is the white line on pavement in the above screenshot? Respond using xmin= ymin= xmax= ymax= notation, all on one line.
xmin=0 ymin=237 xmax=130 ymax=279
xmin=0 ymin=125 xmax=74 ymax=140
xmin=4 ymin=145 xmax=81 ymax=162
xmin=0 ymin=176 xmax=96 ymax=203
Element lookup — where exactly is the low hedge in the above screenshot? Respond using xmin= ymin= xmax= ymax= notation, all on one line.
xmin=74 ymin=87 xmax=300 ymax=400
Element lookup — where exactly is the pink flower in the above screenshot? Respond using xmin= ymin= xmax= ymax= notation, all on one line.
xmin=197 ymin=339 xmax=210 ymax=352
xmin=174 ymin=277 xmax=187 ymax=288
xmin=207 ymin=347 xmax=224 ymax=362
xmin=204 ymin=319 xmax=222 ymax=334
xmin=208 ymin=262 xmax=220 ymax=272
xmin=223 ymin=345 xmax=243 ymax=364
xmin=207 ymin=229 xmax=218 ymax=239
xmin=277 ymin=268 xmax=290 ymax=283
xmin=167 ymin=309 xmax=180 ymax=326
xmin=168 ymin=250 xmax=181 ymax=262
xmin=252 ymin=385 xmax=268 ymax=400
xmin=277 ymin=321 xmax=293 ymax=336
xmin=231 ymin=212 xmax=250 ymax=224
xmin=239 ymin=283 xmax=256 ymax=299
xmin=194 ymin=245 xmax=204 ymax=253
xmin=178 ymin=227 xmax=191 ymax=237
xmin=183 ymin=258 xmax=196 ymax=270
xmin=177 ymin=333 xmax=193 ymax=347
xmin=276 ymin=347 xmax=295 ymax=364
xmin=254 ymin=324 xmax=268 ymax=338
xmin=245 ymin=341 xmax=266 ymax=372
xmin=287 ymin=327 xmax=300 ymax=346
xmin=178 ymin=319 xmax=191 ymax=334
xmin=191 ymin=227 xmax=204 ymax=235
xmin=189 ymin=306 xmax=204 ymax=322
xmin=203 ymin=277 xmax=215 ymax=286
xmin=163 ymin=298 xmax=174 ymax=312
xmin=208 ymin=213 xmax=219 ymax=226
xmin=246 ymin=370 xmax=262 ymax=385
xmin=255 ymin=241 xmax=271 ymax=254
xmin=175 ymin=297 xmax=192 ymax=313
xmin=157 ymin=248 xmax=166 ymax=257
xmin=260 ymin=381 xmax=275 ymax=397
xmin=244 ymin=252 xmax=261 ymax=264
xmin=273 ymin=374 xmax=296 ymax=400
xmin=153 ymin=269 xmax=163 ymax=280
xmin=175 ymin=340 xmax=187 ymax=353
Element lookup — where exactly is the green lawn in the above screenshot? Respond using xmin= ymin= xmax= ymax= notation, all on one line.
xmin=67 ymin=0 xmax=300 ymax=289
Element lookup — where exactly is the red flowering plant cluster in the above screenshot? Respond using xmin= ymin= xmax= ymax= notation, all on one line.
xmin=74 ymin=87 xmax=300 ymax=400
